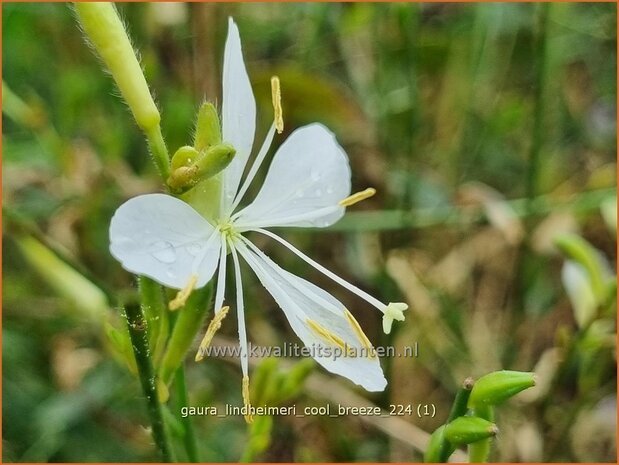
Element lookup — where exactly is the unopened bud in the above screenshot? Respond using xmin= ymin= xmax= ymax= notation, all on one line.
xmin=75 ymin=3 xmax=160 ymax=132
xmin=444 ymin=416 xmax=499 ymax=445
xmin=171 ymin=145 xmax=200 ymax=171
xmin=194 ymin=102 xmax=221 ymax=151
xmin=468 ymin=370 xmax=536 ymax=408
xmin=167 ymin=143 xmax=235 ymax=193
xmin=424 ymin=425 xmax=455 ymax=463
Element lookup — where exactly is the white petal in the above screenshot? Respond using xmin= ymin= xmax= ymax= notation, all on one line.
xmin=236 ymin=239 xmax=386 ymax=391
xmin=109 ymin=194 xmax=220 ymax=289
xmin=222 ymin=17 xmax=256 ymax=211
xmin=234 ymin=123 xmax=351 ymax=229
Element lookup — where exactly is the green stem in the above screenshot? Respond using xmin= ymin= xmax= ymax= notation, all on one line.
xmin=435 ymin=377 xmax=475 ymax=462
xmin=174 ymin=365 xmax=200 ymax=462
xmin=467 ymin=405 xmax=494 ymax=463
xmin=146 ymin=125 xmax=171 ymax=182
xmin=124 ymin=302 xmax=174 ymax=462
xmin=139 ymin=277 xmax=169 ymax=366
xmin=525 ymin=2 xmax=550 ymax=206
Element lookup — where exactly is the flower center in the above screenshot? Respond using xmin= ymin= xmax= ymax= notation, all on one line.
xmin=218 ymin=220 xmax=241 ymax=243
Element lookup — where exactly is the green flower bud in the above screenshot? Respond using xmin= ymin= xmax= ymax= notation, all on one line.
xmin=74 ymin=3 xmax=160 ymax=132
xmin=468 ymin=370 xmax=536 ymax=408
xmin=424 ymin=425 xmax=456 ymax=463
xmin=167 ymin=143 xmax=236 ymax=193
xmin=170 ymin=145 xmax=201 ymax=171
xmin=194 ymin=102 xmax=222 ymax=151
xmin=194 ymin=143 xmax=236 ymax=179
xmin=444 ymin=416 xmax=499 ymax=445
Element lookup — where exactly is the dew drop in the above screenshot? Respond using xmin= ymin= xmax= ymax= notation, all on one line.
xmin=315 ymin=188 xmax=323 ymax=196
xmin=295 ymin=189 xmax=305 ymax=198
xmin=310 ymin=169 xmax=321 ymax=181
xmin=326 ymin=186 xmax=334 ymax=194
xmin=187 ymin=243 xmax=202 ymax=256
xmin=151 ymin=241 xmax=177 ymax=264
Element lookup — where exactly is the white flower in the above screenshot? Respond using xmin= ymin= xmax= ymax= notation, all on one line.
xmin=109 ymin=18 xmax=407 ymax=399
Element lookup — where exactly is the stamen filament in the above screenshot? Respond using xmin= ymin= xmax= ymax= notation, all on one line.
xmin=213 ymin=235 xmax=228 ymax=313
xmin=339 ymin=187 xmax=376 ymax=207
xmin=195 ymin=306 xmax=230 ymax=362
xmin=169 ymin=274 xmax=198 ymax=310
xmin=230 ymin=243 xmax=253 ymax=423
xmin=235 ymin=204 xmax=341 ymax=229
xmin=239 ymin=235 xmax=341 ymax=317
xmin=229 ymin=123 xmax=277 ymax=216
xmin=251 ymin=228 xmax=387 ymax=312
xmin=271 ymin=76 xmax=284 ymax=134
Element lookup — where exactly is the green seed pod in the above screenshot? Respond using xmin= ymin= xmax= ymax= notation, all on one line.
xmin=444 ymin=416 xmax=499 ymax=445
xmin=468 ymin=370 xmax=536 ymax=408
xmin=74 ymin=3 xmax=160 ymax=132
xmin=194 ymin=102 xmax=222 ymax=151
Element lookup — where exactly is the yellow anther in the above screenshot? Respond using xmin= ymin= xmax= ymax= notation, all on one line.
xmin=271 ymin=76 xmax=284 ymax=134
xmin=242 ymin=375 xmax=254 ymax=424
xmin=307 ymin=318 xmax=351 ymax=354
xmin=169 ymin=274 xmax=198 ymax=310
xmin=339 ymin=187 xmax=376 ymax=207
xmin=195 ymin=306 xmax=230 ymax=362
xmin=344 ymin=309 xmax=376 ymax=358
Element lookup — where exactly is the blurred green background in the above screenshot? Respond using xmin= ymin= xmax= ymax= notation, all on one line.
xmin=3 ymin=2 xmax=617 ymax=462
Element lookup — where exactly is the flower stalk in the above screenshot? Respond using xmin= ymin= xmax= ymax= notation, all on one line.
xmin=123 ymin=301 xmax=174 ymax=462
xmin=174 ymin=365 xmax=200 ymax=462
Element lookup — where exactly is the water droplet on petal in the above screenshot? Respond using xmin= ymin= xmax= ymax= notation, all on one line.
xmin=151 ymin=241 xmax=177 ymax=264
xmin=326 ymin=186 xmax=334 ymax=194
xmin=315 ymin=188 xmax=323 ymax=196
xmin=311 ymin=169 xmax=321 ymax=181
xmin=187 ymin=243 xmax=202 ymax=256
xmin=295 ymin=189 xmax=305 ymax=198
